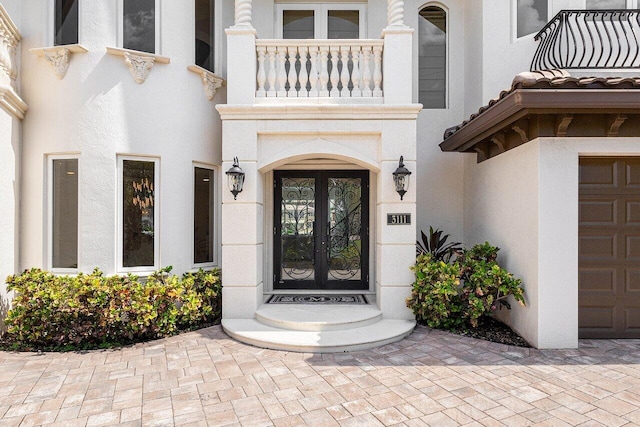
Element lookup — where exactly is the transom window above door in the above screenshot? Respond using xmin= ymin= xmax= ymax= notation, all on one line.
xmin=276 ymin=4 xmax=366 ymax=39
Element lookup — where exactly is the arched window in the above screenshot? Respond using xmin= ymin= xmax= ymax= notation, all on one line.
xmin=419 ymin=6 xmax=447 ymax=109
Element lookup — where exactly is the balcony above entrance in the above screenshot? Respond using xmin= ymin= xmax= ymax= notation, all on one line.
xmin=532 ymin=9 xmax=640 ymax=71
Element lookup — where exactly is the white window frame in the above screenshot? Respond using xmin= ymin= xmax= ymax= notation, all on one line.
xmin=48 ymin=0 xmax=83 ymax=46
xmin=192 ymin=163 xmax=220 ymax=268
xmin=117 ymin=155 xmax=160 ymax=273
xmin=47 ymin=153 xmax=81 ymax=274
xmin=275 ymin=3 xmax=367 ymax=39
xmin=513 ymin=0 xmax=552 ymax=41
xmin=118 ymin=0 xmax=162 ymax=54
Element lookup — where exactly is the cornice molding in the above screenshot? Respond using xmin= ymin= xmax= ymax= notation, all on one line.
xmin=216 ymin=104 xmax=422 ymax=120
xmin=0 ymin=84 xmax=27 ymax=119
xmin=30 ymin=44 xmax=88 ymax=79
xmin=187 ymin=65 xmax=225 ymax=101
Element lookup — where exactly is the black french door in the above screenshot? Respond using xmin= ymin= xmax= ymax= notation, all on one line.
xmin=274 ymin=170 xmax=369 ymax=290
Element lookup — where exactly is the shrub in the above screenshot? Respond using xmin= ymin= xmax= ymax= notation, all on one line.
xmin=2 ymin=267 xmax=221 ymax=350
xmin=407 ymin=242 xmax=525 ymax=329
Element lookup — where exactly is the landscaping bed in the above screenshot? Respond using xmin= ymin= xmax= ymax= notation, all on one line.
xmin=442 ymin=316 xmax=531 ymax=347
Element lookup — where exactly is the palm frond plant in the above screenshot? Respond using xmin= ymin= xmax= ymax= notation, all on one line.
xmin=416 ymin=226 xmax=463 ymax=263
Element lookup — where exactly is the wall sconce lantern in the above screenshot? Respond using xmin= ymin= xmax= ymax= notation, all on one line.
xmin=225 ymin=157 xmax=245 ymax=200
xmin=392 ymin=156 xmax=411 ymax=200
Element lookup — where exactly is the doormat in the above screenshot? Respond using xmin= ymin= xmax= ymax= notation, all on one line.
xmin=267 ymin=295 xmax=368 ymax=305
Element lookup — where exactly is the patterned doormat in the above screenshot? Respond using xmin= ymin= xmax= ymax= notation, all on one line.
xmin=267 ymin=295 xmax=368 ymax=305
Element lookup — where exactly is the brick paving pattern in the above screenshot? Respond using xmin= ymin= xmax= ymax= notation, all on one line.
xmin=1 ymin=325 xmax=640 ymax=426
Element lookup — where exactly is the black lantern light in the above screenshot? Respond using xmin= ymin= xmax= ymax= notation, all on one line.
xmin=392 ymin=156 xmax=411 ymax=200
xmin=225 ymin=157 xmax=245 ymax=200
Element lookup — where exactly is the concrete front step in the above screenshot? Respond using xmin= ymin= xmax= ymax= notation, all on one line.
xmin=255 ymin=303 xmax=383 ymax=331
xmin=222 ymin=318 xmax=416 ymax=353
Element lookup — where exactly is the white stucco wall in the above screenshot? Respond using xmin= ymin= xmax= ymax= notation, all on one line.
xmin=15 ymin=0 xmax=222 ymax=275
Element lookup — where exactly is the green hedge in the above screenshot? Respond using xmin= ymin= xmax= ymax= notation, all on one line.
xmin=2 ymin=267 xmax=221 ymax=350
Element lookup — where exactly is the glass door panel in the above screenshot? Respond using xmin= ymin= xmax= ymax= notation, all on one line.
xmin=327 ymin=10 xmax=359 ymax=39
xmin=326 ymin=177 xmax=362 ymax=282
xmin=283 ymin=10 xmax=315 ymax=39
xmin=278 ymin=177 xmax=316 ymax=286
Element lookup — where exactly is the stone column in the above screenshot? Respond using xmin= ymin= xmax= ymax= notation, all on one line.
xmin=220 ymin=120 xmax=264 ymax=320
xmin=376 ymin=121 xmax=417 ymax=321
xmin=226 ymin=0 xmax=257 ymax=104
xmin=382 ymin=0 xmax=413 ymax=104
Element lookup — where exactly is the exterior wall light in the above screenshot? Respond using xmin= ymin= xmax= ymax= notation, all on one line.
xmin=225 ymin=157 xmax=245 ymax=200
xmin=392 ymin=156 xmax=411 ymax=200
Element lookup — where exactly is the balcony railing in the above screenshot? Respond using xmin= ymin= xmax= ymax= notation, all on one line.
xmin=531 ymin=9 xmax=640 ymax=71
xmin=255 ymin=40 xmax=383 ymax=99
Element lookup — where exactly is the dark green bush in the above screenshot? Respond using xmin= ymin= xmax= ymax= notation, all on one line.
xmin=2 ymin=267 xmax=221 ymax=350
xmin=407 ymin=242 xmax=525 ymax=329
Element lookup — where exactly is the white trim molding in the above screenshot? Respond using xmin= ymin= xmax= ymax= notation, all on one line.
xmin=216 ymin=104 xmax=422 ymax=121
xmin=0 ymin=84 xmax=27 ymax=119
xmin=187 ymin=65 xmax=225 ymax=101
xmin=29 ymin=44 xmax=88 ymax=80
xmin=106 ymin=47 xmax=170 ymax=84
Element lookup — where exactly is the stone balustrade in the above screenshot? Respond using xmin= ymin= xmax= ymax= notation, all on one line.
xmin=255 ymin=40 xmax=384 ymax=99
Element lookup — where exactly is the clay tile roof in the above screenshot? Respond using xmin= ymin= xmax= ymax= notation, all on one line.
xmin=443 ymin=69 xmax=640 ymax=140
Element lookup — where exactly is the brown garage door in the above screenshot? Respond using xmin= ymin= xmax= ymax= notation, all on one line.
xmin=579 ymin=157 xmax=640 ymax=338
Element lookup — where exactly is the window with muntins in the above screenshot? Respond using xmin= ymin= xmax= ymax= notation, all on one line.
xmin=517 ymin=0 xmax=548 ymax=38
xmin=195 ymin=0 xmax=215 ymax=71
xmin=194 ymin=167 xmax=214 ymax=264
xmin=55 ymin=0 xmax=79 ymax=45
xmin=123 ymin=0 xmax=156 ymax=53
xmin=419 ymin=6 xmax=446 ymax=109
xmin=278 ymin=4 xmax=365 ymax=39
xmin=121 ymin=159 xmax=157 ymax=269
xmin=51 ymin=158 xmax=78 ymax=269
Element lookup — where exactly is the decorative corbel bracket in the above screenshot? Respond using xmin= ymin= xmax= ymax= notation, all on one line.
xmin=555 ymin=114 xmax=574 ymax=137
xmin=187 ymin=65 xmax=225 ymax=101
xmin=29 ymin=44 xmax=88 ymax=79
xmin=106 ymin=47 xmax=170 ymax=84
xmin=607 ymin=114 xmax=627 ymax=137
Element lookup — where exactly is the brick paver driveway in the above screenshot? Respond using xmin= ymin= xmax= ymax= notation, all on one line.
xmin=1 ymin=326 xmax=640 ymax=426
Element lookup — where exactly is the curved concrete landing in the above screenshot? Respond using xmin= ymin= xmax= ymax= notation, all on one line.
xmin=256 ymin=303 xmax=383 ymax=331
xmin=222 ymin=318 xmax=416 ymax=353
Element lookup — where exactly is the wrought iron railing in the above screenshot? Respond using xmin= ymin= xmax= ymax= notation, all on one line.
xmin=531 ymin=10 xmax=640 ymax=71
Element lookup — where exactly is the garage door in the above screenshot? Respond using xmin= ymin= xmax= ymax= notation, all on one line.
xmin=579 ymin=157 xmax=640 ymax=338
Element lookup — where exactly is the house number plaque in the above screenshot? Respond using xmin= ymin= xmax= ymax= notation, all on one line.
xmin=387 ymin=213 xmax=411 ymax=225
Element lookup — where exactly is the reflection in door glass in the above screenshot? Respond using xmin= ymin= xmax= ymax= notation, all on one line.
xmin=280 ymin=178 xmax=316 ymax=281
xmin=327 ymin=177 xmax=362 ymax=281
xmin=328 ymin=11 xmax=359 ymax=39
xmin=283 ymin=10 xmax=315 ymax=39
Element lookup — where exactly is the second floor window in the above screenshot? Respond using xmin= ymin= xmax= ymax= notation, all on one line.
xmin=195 ymin=0 xmax=215 ymax=71
xmin=278 ymin=4 xmax=365 ymax=39
xmin=123 ymin=0 xmax=156 ymax=53
xmin=517 ymin=0 xmax=548 ymax=38
xmin=586 ymin=0 xmax=627 ymax=7
xmin=55 ymin=0 xmax=79 ymax=45
xmin=419 ymin=6 xmax=446 ymax=109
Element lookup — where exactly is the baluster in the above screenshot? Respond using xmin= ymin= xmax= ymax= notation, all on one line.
xmin=286 ymin=46 xmax=298 ymax=97
xmin=319 ymin=45 xmax=330 ymax=97
xmin=309 ymin=46 xmax=319 ymax=97
xmin=329 ymin=46 xmax=340 ymax=97
xmin=373 ymin=45 xmax=383 ymax=97
xmin=351 ymin=46 xmax=362 ymax=97
xmin=362 ymin=46 xmax=372 ymax=97
xmin=276 ymin=46 xmax=287 ymax=97
xmin=266 ymin=45 xmax=277 ymax=97
xmin=339 ymin=46 xmax=350 ymax=97
xmin=298 ymin=46 xmax=309 ymax=97
xmin=256 ymin=45 xmax=266 ymax=97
